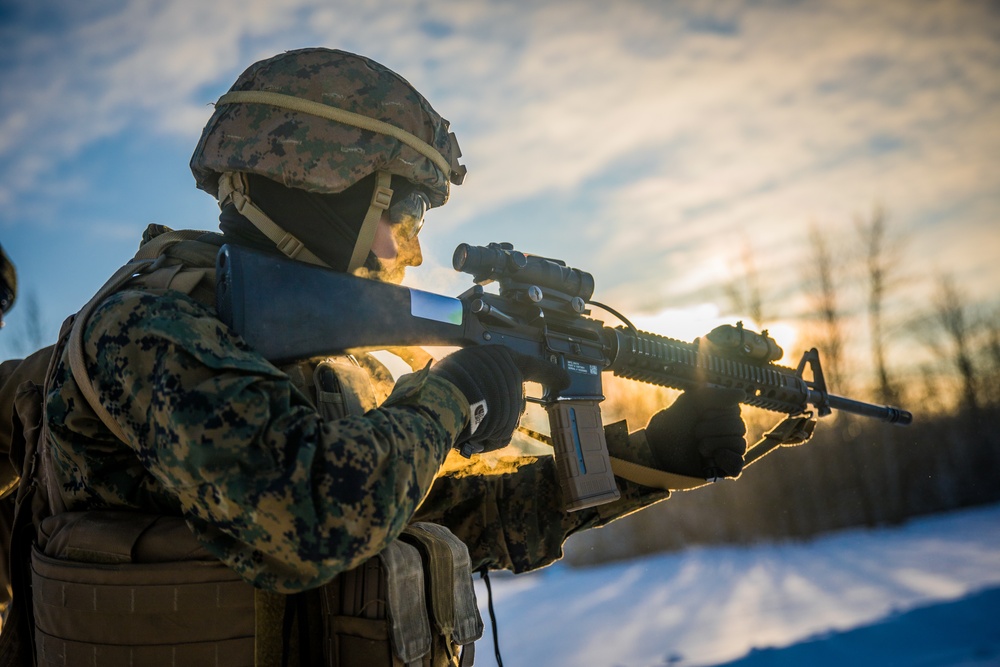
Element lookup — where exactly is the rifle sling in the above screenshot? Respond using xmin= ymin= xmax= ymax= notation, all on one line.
xmin=517 ymin=425 xmax=711 ymax=491
xmin=607 ymin=457 xmax=710 ymax=491
xmin=610 ymin=414 xmax=815 ymax=490
xmin=520 ymin=413 xmax=815 ymax=492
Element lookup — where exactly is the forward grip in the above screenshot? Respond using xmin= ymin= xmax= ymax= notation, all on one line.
xmin=544 ymin=400 xmax=621 ymax=511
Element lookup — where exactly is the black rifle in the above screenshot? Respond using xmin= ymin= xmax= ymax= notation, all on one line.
xmin=216 ymin=242 xmax=911 ymax=511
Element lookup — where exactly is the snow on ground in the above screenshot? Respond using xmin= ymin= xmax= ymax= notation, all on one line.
xmin=472 ymin=503 xmax=1000 ymax=667
xmin=714 ymin=587 xmax=1000 ymax=667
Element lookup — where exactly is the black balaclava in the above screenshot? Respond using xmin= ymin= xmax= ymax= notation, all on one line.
xmin=219 ymin=172 xmax=417 ymax=272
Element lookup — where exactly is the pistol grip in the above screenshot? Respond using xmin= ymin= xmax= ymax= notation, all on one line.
xmin=544 ymin=400 xmax=621 ymax=511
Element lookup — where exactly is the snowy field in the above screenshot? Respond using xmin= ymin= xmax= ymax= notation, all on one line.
xmin=472 ymin=503 xmax=1000 ymax=667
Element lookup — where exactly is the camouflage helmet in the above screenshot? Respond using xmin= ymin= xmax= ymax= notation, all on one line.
xmin=190 ymin=48 xmax=466 ymax=209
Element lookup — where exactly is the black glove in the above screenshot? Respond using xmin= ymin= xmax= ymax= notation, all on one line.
xmin=430 ymin=346 xmax=569 ymax=457
xmin=644 ymin=387 xmax=748 ymax=479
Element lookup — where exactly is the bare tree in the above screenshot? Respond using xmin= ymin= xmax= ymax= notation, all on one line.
xmin=932 ymin=275 xmax=979 ymax=417
xmin=20 ymin=291 xmax=46 ymax=354
xmin=805 ymin=223 xmax=849 ymax=396
xmin=982 ymin=309 xmax=1000 ymax=409
xmin=856 ymin=205 xmax=900 ymax=404
xmin=724 ymin=237 xmax=767 ymax=329
xmin=915 ymin=364 xmax=947 ymax=415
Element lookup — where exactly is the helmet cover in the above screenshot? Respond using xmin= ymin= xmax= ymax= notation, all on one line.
xmin=190 ymin=48 xmax=465 ymax=207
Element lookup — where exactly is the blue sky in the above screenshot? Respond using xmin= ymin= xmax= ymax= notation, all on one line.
xmin=1 ymin=0 xmax=998 ymax=391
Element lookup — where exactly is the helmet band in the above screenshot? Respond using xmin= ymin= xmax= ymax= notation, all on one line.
xmin=216 ymin=90 xmax=466 ymax=185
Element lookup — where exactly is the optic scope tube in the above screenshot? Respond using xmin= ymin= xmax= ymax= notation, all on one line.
xmin=453 ymin=243 xmax=595 ymax=300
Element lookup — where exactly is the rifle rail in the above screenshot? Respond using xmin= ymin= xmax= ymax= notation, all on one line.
xmin=607 ymin=327 xmax=810 ymax=414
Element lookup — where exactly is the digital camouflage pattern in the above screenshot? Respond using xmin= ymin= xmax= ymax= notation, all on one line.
xmin=190 ymin=48 xmax=463 ymax=208
xmin=42 ymin=231 xmax=671 ymax=592
xmin=414 ymin=419 xmax=671 ymax=573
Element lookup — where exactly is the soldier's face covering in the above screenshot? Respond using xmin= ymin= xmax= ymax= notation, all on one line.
xmin=242 ymin=173 xmax=373 ymax=272
xmin=355 ymin=216 xmax=423 ymax=285
xmin=237 ymin=173 xmax=427 ymax=284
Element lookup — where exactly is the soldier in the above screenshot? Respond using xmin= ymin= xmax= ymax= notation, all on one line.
xmin=0 ymin=245 xmax=14 ymax=329
xmin=3 ymin=49 xmax=747 ymax=666
xmin=0 ymin=245 xmax=15 ymax=621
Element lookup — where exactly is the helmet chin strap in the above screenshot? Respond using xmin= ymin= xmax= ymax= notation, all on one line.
xmin=218 ymin=171 xmax=393 ymax=273
xmin=217 ymin=172 xmax=330 ymax=268
xmin=347 ymin=170 xmax=393 ymax=273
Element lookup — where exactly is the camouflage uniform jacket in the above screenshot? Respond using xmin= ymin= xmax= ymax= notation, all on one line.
xmin=42 ymin=227 xmax=670 ymax=594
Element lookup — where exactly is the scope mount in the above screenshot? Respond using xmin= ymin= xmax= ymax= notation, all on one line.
xmin=453 ymin=242 xmax=596 ymax=319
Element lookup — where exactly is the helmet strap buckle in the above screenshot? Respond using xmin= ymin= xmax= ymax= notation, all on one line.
xmin=372 ymin=184 xmax=393 ymax=211
xmin=218 ymin=172 xmax=330 ymax=268
xmin=276 ymin=234 xmax=307 ymax=259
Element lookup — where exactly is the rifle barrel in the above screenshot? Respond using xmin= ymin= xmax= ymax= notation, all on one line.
xmin=814 ymin=391 xmax=913 ymax=425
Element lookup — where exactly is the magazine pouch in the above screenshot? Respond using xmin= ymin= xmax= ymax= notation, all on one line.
xmin=320 ymin=538 xmax=431 ymax=667
xmin=401 ymin=523 xmax=483 ymax=667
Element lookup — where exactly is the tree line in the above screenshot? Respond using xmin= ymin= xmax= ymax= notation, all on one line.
xmin=4 ymin=207 xmax=997 ymax=566
xmin=566 ymin=205 xmax=1000 ymax=566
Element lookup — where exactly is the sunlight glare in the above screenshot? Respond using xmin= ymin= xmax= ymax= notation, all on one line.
xmin=629 ymin=303 xmax=730 ymax=345
xmin=629 ymin=305 xmax=800 ymax=366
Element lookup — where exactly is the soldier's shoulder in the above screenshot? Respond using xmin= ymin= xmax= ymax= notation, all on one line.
xmin=86 ymin=288 xmax=279 ymax=375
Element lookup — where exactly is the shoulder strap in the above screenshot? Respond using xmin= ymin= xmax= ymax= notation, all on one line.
xmin=67 ymin=230 xmax=207 ymax=444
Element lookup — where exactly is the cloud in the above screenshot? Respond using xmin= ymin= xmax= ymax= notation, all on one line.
xmin=531 ymin=0 xmax=1000 ymax=315
xmin=0 ymin=0 xmax=309 ymax=213
xmin=5 ymin=0 xmax=996 ymax=221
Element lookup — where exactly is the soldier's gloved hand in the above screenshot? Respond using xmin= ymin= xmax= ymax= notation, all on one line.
xmin=430 ymin=346 xmax=569 ymax=457
xmin=644 ymin=387 xmax=748 ymax=480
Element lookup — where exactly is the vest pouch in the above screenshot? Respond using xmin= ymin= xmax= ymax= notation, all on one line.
xmin=313 ymin=358 xmax=378 ymax=421
xmin=321 ymin=539 xmax=432 ymax=667
xmin=401 ymin=524 xmax=483 ymax=667
xmin=30 ymin=512 xmax=255 ymax=667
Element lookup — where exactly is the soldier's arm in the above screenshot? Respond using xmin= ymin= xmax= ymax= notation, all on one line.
xmin=81 ymin=289 xmax=470 ymax=593
xmin=413 ymin=421 xmax=670 ymax=573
